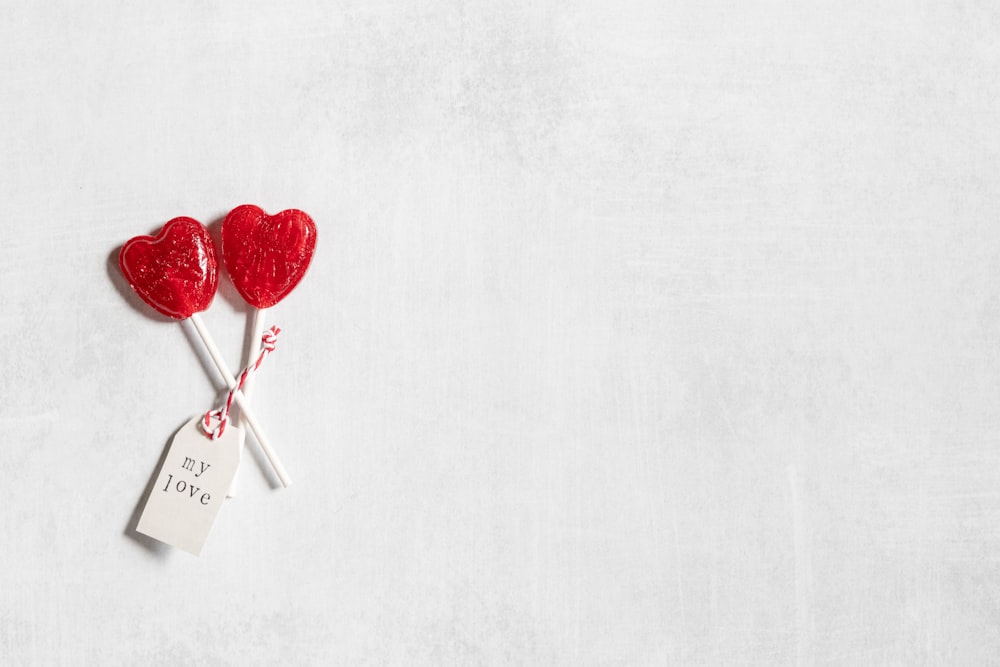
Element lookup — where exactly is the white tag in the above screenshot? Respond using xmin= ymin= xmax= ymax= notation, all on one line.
xmin=136 ymin=415 xmax=241 ymax=555
xmin=226 ymin=426 xmax=245 ymax=499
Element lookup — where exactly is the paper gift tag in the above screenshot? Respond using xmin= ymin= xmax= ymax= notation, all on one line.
xmin=136 ymin=415 xmax=241 ymax=555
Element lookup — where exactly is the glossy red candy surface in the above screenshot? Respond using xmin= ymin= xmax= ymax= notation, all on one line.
xmin=222 ymin=204 xmax=317 ymax=309
xmin=119 ymin=217 xmax=218 ymax=319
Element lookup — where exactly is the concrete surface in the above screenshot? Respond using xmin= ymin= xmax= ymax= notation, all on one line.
xmin=2 ymin=1 xmax=999 ymax=664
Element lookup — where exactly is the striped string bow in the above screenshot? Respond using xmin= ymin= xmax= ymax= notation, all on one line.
xmin=201 ymin=326 xmax=281 ymax=440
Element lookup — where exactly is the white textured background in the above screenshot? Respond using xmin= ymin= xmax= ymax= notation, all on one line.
xmin=2 ymin=1 xmax=999 ymax=665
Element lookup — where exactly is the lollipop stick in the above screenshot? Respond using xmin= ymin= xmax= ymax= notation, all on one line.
xmin=228 ymin=307 xmax=267 ymax=497
xmin=188 ymin=313 xmax=292 ymax=487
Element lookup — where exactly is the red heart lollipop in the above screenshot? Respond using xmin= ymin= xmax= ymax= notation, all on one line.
xmin=119 ymin=217 xmax=219 ymax=319
xmin=221 ymin=205 xmax=317 ymax=309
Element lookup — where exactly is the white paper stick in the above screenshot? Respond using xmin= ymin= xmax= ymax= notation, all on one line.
xmin=240 ymin=307 xmax=266 ymax=407
xmin=188 ymin=313 xmax=291 ymax=487
xmin=228 ymin=307 xmax=267 ymax=497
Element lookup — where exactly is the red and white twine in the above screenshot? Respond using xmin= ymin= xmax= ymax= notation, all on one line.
xmin=201 ymin=326 xmax=281 ymax=440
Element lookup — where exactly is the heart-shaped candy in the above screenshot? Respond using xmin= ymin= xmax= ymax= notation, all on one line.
xmin=119 ymin=217 xmax=219 ymax=319
xmin=221 ymin=204 xmax=317 ymax=309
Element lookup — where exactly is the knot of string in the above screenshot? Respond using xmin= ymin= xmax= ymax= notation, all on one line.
xmin=201 ymin=326 xmax=281 ymax=440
